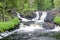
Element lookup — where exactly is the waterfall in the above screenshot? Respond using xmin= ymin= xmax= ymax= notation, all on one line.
xmin=40 ymin=11 xmax=47 ymax=22
xmin=32 ymin=12 xmax=39 ymax=21
xmin=17 ymin=12 xmax=40 ymax=22
xmin=17 ymin=11 xmax=60 ymax=32
xmin=17 ymin=13 xmax=31 ymax=22
xmin=0 ymin=11 xmax=60 ymax=40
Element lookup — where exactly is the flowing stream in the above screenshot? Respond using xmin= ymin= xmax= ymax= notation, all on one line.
xmin=0 ymin=11 xmax=60 ymax=40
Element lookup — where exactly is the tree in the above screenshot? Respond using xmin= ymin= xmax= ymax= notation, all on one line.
xmin=0 ymin=0 xmax=18 ymax=21
xmin=54 ymin=0 xmax=60 ymax=9
xmin=0 ymin=0 xmax=7 ymax=21
xmin=36 ymin=0 xmax=52 ymax=10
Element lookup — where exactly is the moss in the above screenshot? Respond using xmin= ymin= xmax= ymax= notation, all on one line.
xmin=54 ymin=16 xmax=60 ymax=25
xmin=0 ymin=18 xmax=20 ymax=32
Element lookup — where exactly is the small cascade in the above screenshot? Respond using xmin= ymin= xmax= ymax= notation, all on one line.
xmin=32 ymin=12 xmax=39 ymax=21
xmin=17 ymin=13 xmax=31 ymax=22
xmin=50 ymin=25 xmax=60 ymax=32
xmin=17 ymin=11 xmax=60 ymax=32
xmin=17 ymin=12 xmax=40 ymax=22
xmin=40 ymin=11 xmax=47 ymax=22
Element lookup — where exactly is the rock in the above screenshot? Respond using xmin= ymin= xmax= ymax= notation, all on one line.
xmin=21 ymin=12 xmax=36 ymax=20
xmin=39 ymin=12 xmax=42 ymax=20
xmin=43 ymin=22 xmax=55 ymax=30
xmin=23 ymin=21 xmax=35 ymax=26
xmin=26 ymin=13 xmax=36 ymax=20
xmin=44 ymin=11 xmax=57 ymax=23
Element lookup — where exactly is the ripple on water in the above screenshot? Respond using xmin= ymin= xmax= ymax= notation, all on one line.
xmin=29 ymin=36 xmax=57 ymax=40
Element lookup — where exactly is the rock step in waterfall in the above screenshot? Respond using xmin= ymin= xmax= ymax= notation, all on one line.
xmin=0 ymin=11 xmax=60 ymax=39
xmin=44 ymin=11 xmax=57 ymax=23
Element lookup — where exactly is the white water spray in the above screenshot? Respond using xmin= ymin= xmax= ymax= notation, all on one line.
xmin=50 ymin=25 xmax=60 ymax=32
xmin=40 ymin=11 xmax=47 ymax=22
xmin=32 ymin=12 xmax=39 ymax=21
xmin=19 ymin=23 xmax=44 ymax=32
xmin=17 ymin=13 xmax=31 ymax=22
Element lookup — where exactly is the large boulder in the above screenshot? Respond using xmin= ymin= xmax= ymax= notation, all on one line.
xmin=38 ymin=11 xmax=42 ymax=20
xmin=20 ymin=12 xmax=36 ymax=20
xmin=23 ymin=21 xmax=35 ymax=26
xmin=44 ymin=11 xmax=57 ymax=23
xmin=43 ymin=22 xmax=55 ymax=30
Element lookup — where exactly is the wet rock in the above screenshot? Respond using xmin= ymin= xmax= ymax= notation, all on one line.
xmin=44 ymin=12 xmax=57 ymax=23
xmin=21 ymin=12 xmax=36 ymax=20
xmin=38 ymin=12 xmax=42 ymax=20
xmin=26 ymin=13 xmax=36 ymax=20
xmin=23 ymin=21 xmax=35 ymax=26
xmin=43 ymin=22 xmax=55 ymax=30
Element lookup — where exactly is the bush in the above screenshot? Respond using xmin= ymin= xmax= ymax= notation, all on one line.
xmin=0 ymin=18 xmax=20 ymax=32
xmin=54 ymin=16 xmax=60 ymax=25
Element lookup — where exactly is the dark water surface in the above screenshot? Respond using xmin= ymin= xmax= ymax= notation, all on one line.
xmin=1 ymin=31 xmax=60 ymax=40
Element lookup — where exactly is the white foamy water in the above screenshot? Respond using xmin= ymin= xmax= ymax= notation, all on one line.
xmin=19 ymin=23 xmax=60 ymax=32
xmin=19 ymin=23 xmax=44 ymax=32
xmin=32 ymin=12 xmax=39 ymax=21
xmin=50 ymin=25 xmax=60 ymax=32
xmin=40 ymin=11 xmax=47 ymax=22
xmin=17 ymin=13 xmax=31 ymax=22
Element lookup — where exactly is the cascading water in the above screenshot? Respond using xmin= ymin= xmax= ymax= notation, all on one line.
xmin=17 ymin=11 xmax=46 ymax=32
xmin=17 ymin=13 xmax=31 ymax=22
xmin=40 ymin=11 xmax=47 ymax=22
xmin=0 ymin=11 xmax=60 ymax=40
xmin=32 ymin=12 xmax=39 ymax=21
xmin=17 ymin=12 xmax=44 ymax=32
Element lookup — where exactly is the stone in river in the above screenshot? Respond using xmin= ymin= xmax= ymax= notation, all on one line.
xmin=44 ymin=11 xmax=57 ymax=23
xmin=43 ymin=22 xmax=55 ymax=30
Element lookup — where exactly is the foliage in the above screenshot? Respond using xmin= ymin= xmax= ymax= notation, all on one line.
xmin=54 ymin=0 xmax=60 ymax=9
xmin=54 ymin=16 xmax=60 ymax=25
xmin=16 ymin=0 xmax=36 ymax=17
xmin=0 ymin=18 xmax=20 ymax=32
xmin=1 ymin=0 xmax=60 ymax=19
xmin=35 ymin=0 xmax=52 ymax=10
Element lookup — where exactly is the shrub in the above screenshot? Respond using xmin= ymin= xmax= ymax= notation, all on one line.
xmin=54 ymin=16 xmax=60 ymax=25
xmin=0 ymin=18 xmax=20 ymax=32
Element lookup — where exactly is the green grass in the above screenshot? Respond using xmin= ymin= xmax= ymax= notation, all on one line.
xmin=54 ymin=16 xmax=60 ymax=25
xmin=0 ymin=18 xmax=20 ymax=32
